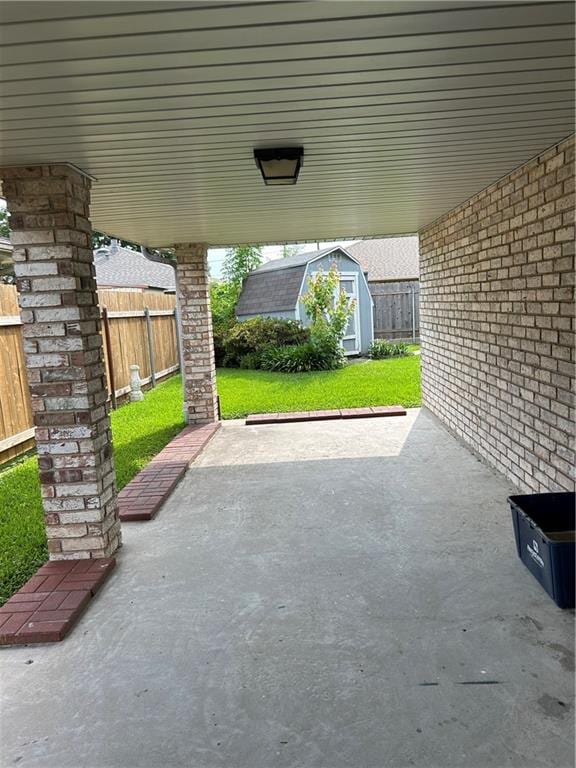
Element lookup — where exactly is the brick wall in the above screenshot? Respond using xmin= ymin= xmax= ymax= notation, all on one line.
xmin=419 ymin=135 xmax=575 ymax=492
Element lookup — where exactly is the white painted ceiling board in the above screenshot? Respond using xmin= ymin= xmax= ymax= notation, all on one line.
xmin=0 ymin=0 xmax=573 ymax=246
xmin=3 ymin=4 xmax=571 ymax=66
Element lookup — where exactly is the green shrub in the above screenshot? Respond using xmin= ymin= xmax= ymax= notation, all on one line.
xmin=213 ymin=318 xmax=233 ymax=367
xmin=211 ymin=282 xmax=240 ymax=366
xmin=222 ymin=317 xmax=309 ymax=367
xmin=309 ymin=322 xmax=345 ymax=369
xmin=238 ymin=351 xmax=262 ymax=370
xmin=369 ymin=340 xmax=410 ymax=359
xmin=260 ymin=341 xmax=343 ymax=373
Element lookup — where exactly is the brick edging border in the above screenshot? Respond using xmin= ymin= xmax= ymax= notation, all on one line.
xmin=0 ymin=558 xmax=116 ymax=646
xmin=245 ymin=406 xmax=407 ymax=425
xmin=118 ymin=421 xmax=220 ymax=522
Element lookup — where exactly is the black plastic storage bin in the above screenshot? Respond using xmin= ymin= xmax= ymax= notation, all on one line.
xmin=509 ymin=492 xmax=575 ymax=609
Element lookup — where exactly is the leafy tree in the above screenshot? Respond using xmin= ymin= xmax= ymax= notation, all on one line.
xmin=0 ymin=209 xmax=14 ymax=283
xmin=210 ymin=280 xmax=241 ymax=366
xmin=281 ymin=243 xmax=303 ymax=259
xmin=0 ymin=209 xmax=9 ymax=238
xmin=223 ymin=245 xmax=262 ymax=287
xmin=302 ymin=262 xmax=355 ymax=340
xmin=301 ymin=262 xmax=356 ymax=365
xmin=91 ymin=232 xmax=174 ymax=262
xmin=92 ymin=231 xmax=112 ymax=249
xmin=210 ymin=280 xmax=240 ymax=328
xmin=91 ymin=232 xmax=141 ymax=251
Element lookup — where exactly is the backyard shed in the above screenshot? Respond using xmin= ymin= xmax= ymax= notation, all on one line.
xmin=236 ymin=246 xmax=374 ymax=355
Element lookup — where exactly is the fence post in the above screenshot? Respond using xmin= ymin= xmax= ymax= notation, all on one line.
xmin=144 ymin=307 xmax=156 ymax=387
xmin=101 ymin=306 xmax=117 ymax=410
xmin=411 ymin=286 xmax=416 ymax=343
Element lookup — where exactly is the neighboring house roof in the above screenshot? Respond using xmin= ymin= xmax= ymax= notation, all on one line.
xmin=94 ymin=244 xmax=176 ymax=291
xmin=236 ymin=246 xmax=359 ymax=317
xmin=346 ymin=237 xmax=419 ymax=282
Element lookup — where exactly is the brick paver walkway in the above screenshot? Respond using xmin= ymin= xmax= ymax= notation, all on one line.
xmin=119 ymin=422 xmax=220 ymax=521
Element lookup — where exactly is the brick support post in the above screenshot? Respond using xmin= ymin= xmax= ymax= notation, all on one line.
xmin=0 ymin=164 xmax=121 ymax=559
xmin=174 ymin=243 xmax=218 ymax=424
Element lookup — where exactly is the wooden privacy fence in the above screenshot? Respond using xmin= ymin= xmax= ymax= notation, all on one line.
xmin=0 ymin=284 xmax=34 ymax=463
xmin=98 ymin=289 xmax=180 ymax=407
xmin=370 ymin=281 xmax=420 ymax=341
xmin=0 ymin=284 xmax=180 ymax=465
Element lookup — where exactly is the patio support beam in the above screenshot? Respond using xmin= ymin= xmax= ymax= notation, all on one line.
xmin=0 ymin=164 xmax=121 ymax=559
xmin=174 ymin=243 xmax=218 ymax=424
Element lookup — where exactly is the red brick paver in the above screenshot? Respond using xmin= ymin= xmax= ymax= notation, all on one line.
xmin=340 ymin=407 xmax=375 ymax=419
xmin=0 ymin=559 xmax=115 ymax=646
xmin=245 ymin=406 xmax=406 ymax=426
xmin=118 ymin=422 xmax=220 ymax=522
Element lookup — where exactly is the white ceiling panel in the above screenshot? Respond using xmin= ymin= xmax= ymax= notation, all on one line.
xmin=0 ymin=0 xmax=574 ymax=246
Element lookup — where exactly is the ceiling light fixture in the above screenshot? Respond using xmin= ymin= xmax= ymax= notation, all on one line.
xmin=253 ymin=147 xmax=304 ymax=185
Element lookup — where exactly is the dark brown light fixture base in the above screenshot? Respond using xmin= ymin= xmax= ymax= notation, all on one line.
xmin=254 ymin=147 xmax=304 ymax=185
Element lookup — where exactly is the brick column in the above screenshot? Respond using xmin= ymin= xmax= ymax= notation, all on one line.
xmin=0 ymin=164 xmax=121 ymax=559
xmin=174 ymin=243 xmax=218 ymax=424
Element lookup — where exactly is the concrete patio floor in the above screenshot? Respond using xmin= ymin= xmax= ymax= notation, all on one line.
xmin=0 ymin=409 xmax=574 ymax=768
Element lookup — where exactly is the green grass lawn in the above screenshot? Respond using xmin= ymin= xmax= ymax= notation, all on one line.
xmin=0 ymin=375 xmax=185 ymax=606
xmin=0 ymin=353 xmax=420 ymax=605
xmin=217 ymin=354 xmax=421 ymax=418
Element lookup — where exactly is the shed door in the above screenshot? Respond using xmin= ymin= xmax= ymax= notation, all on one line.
xmin=338 ymin=274 xmax=360 ymax=355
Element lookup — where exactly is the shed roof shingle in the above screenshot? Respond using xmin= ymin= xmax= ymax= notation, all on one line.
xmin=236 ymin=265 xmax=306 ymax=316
xmin=346 ymin=237 xmax=419 ymax=282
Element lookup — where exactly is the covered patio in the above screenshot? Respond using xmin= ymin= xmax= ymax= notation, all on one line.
xmin=0 ymin=1 xmax=573 ymax=566
xmin=0 ymin=1 xmax=574 ymax=765
xmin=1 ymin=412 xmax=573 ymax=767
